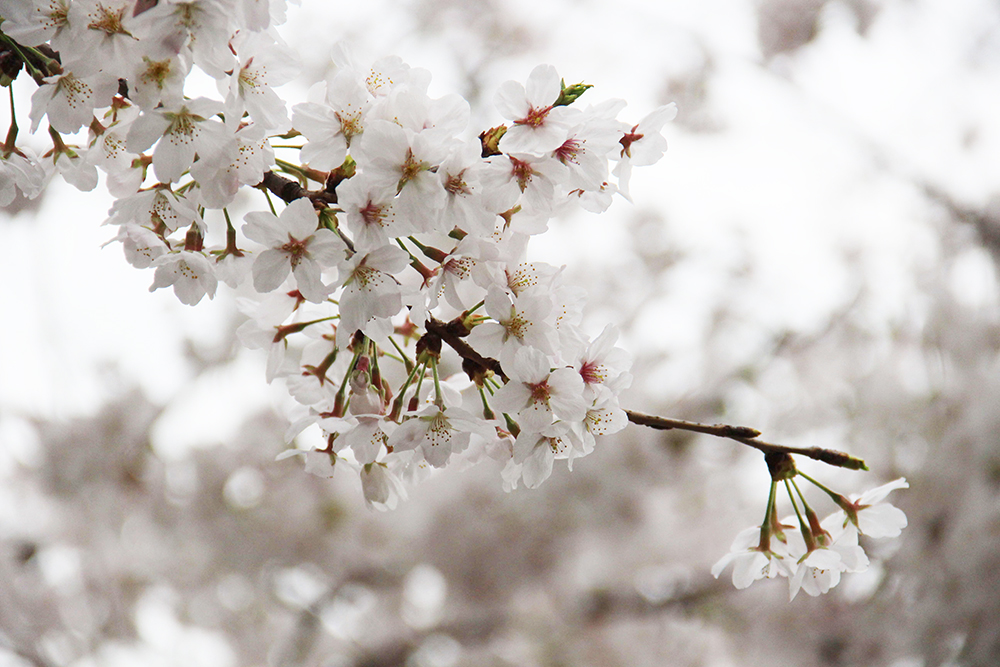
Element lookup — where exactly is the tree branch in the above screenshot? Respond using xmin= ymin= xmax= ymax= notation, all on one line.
xmin=422 ymin=316 xmax=867 ymax=471
xmin=257 ymin=170 xmax=337 ymax=207
xmin=625 ymin=410 xmax=868 ymax=470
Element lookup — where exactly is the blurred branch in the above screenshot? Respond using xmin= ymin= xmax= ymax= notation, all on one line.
xmin=922 ymin=183 xmax=1000 ymax=258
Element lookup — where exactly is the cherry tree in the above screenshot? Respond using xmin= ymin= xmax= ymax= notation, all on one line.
xmin=0 ymin=0 xmax=909 ymax=610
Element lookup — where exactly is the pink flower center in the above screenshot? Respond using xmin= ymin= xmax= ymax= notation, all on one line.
xmin=619 ymin=126 xmax=644 ymax=158
xmin=554 ymin=138 xmax=582 ymax=165
xmin=579 ymin=360 xmax=606 ymax=385
xmin=444 ymin=171 xmax=470 ymax=196
xmin=515 ymin=105 xmax=554 ymax=128
xmin=281 ymin=236 xmax=310 ymax=269
xmin=529 ymin=381 xmax=551 ymax=404
xmin=359 ymin=200 xmax=387 ymax=227
xmin=509 ymin=157 xmax=535 ymax=192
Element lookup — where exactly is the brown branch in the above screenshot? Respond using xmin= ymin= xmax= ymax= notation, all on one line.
xmin=257 ymin=170 xmax=338 ymax=207
xmin=256 ymin=170 xmax=355 ymax=253
xmin=625 ymin=410 xmax=868 ymax=470
xmin=425 ymin=317 xmax=505 ymax=379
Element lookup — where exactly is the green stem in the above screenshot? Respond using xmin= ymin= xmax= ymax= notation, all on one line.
xmin=757 ymin=480 xmax=777 ymax=551
xmin=431 ymin=357 xmax=444 ymax=408
xmin=797 ymin=470 xmax=841 ymax=501
xmin=4 ymin=86 xmax=17 ymax=154
xmin=388 ymin=335 xmax=414 ymax=373
xmin=263 ymin=187 xmax=277 ymax=215
xmin=785 ymin=479 xmax=814 ymax=552
xmin=478 ymin=385 xmax=495 ymax=420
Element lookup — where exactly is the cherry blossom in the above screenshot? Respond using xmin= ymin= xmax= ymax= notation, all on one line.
xmin=335 ymin=245 xmax=411 ymax=347
xmin=1 ymin=4 xmax=917 ymax=600
xmin=335 ymin=175 xmax=403 ymax=252
xmin=126 ymin=96 xmax=228 ymax=183
xmin=148 ymin=250 xmax=218 ymax=305
xmin=389 ymin=405 xmax=492 ymax=468
xmin=126 ymin=52 xmax=189 ymax=111
xmin=495 ymin=64 xmax=573 ymax=155
xmin=0 ymin=149 xmax=47 ymax=205
xmin=222 ymin=30 xmax=298 ymax=133
xmin=242 ymin=197 xmax=345 ymax=302
xmin=614 ymin=103 xmax=678 ymax=201
xmin=0 ymin=0 xmax=74 ymax=49
xmin=490 ymin=346 xmax=587 ymax=432
xmin=829 ymin=477 xmax=909 ymax=538
xmin=711 ymin=525 xmax=793 ymax=590
xmin=140 ymin=0 xmax=237 ymax=77
xmin=506 ymin=421 xmax=584 ymax=489
xmin=65 ymin=0 xmax=143 ymax=78
xmin=29 ymin=70 xmax=119 ymax=134
xmin=466 ymin=285 xmax=557 ymax=373
xmin=292 ymin=69 xmax=370 ymax=170
xmin=106 ymin=185 xmax=203 ymax=233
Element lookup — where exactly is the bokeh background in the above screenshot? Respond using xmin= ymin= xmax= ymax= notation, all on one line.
xmin=2 ymin=0 xmax=1000 ymax=665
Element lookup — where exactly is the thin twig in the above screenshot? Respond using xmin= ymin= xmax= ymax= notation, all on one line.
xmin=625 ymin=410 xmax=868 ymax=470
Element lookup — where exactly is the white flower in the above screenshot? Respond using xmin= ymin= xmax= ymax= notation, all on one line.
xmin=149 ymin=250 xmax=218 ymax=305
xmin=87 ymin=102 xmax=143 ymax=196
xmin=335 ymin=244 xmax=410 ymax=347
xmin=466 ymin=285 xmax=556 ymax=373
xmin=126 ymin=97 xmax=228 ymax=183
xmin=222 ymin=31 xmax=299 ymax=133
xmin=338 ymin=417 xmax=391 ymax=465
xmin=786 ymin=543 xmax=843 ymax=601
xmin=389 ymin=405 xmax=492 ymax=468
xmin=29 ymin=70 xmax=120 ymax=134
xmin=495 ymin=64 xmax=573 ymax=155
xmin=425 ymin=236 xmax=497 ymax=311
xmin=139 ymin=0 xmax=237 ymax=77
xmin=491 ymin=346 xmax=587 ymax=432
xmin=242 ymin=197 xmax=345 ymax=302
xmin=614 ymin=103 xmax=677 ymax=201
xmin=507 ymin=421 xmax=583 ymax=489
xmin=126 ymin=52 xmax=189 ymax=111
xmin=190 ymin=121 xmax=275 ymax=209
xmin=106 ymin=186 xmax=203 ymax=233
xmin=360 ymin=461 xmax=406 ymax=511
xmin=711 ymin=525 xmax=793 ymax=590
xmin=572 ymin=324 xmax=632 ymax=402
xmin=829 ymin=477 xmax=909 ymax=538
xmin=335 ymin=175 xmax=403 ymax=252
xmin=576 ymin=398 xmax=628 ymax=452
xmin=0 ymin=150 xmax=47 ymax=206
xmin=0 ymin=0 xmax=73 ymax=49
xmin=352 ymin=119 xmax=449 ymax=232
xmin=50 ymin=150 xmax=98 ymax=191
xmin=481 ymin=152 xmax=564 ymax=220
xmin=438 ymin=149 xmax=497 ymax=238
xmin=119 ymin=223 xmax=167 ymax=268
xmin=292 ymin=69 xmax=370 ymax=170
xmin=551 ymin=99 xmax=626 ymax=193
xmin=64 ymin=0 xmax=141 ymax=78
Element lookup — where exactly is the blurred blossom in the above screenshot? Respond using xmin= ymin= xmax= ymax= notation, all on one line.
xmin=402 ymin=563 xmax=448 ymax=629
xmin=222 ymin=466 xmax=265 ymax=509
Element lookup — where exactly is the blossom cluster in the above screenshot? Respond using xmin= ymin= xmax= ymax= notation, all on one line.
xmin=2 ymin=1 xmax=911 ymax=603
xmin=0 ymin=0 xmax=675 ymax=508
xmin=712 ymin=476 xmax=909 ymax=600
